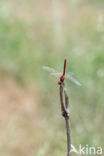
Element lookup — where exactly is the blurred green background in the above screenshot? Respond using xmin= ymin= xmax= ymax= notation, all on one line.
xmin=0 ymin=0 xmax=104 ymax=155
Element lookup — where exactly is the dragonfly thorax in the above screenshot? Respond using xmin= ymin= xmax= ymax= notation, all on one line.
xmin=60 ymin=75 xmax=65 ymax=82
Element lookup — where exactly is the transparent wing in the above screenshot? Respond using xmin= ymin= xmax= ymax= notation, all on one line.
xmin=66 ymin=73 xmax=81 ymax=86
xmin=67 ymin=72 xmax=74 ymax=76
xmin=42 ymin=66 xmax=56 ymax=73
xmin=51 ymin=72 xmax=74 ymax=79
xmin=51 ymin=72 xmax=62 ymax=77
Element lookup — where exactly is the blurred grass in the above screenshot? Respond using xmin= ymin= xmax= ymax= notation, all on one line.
xmin=0 ymin=0 xmax=104 ymax=156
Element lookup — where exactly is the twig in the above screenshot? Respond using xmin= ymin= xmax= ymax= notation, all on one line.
xmin=64 ymin=89 xmax=71 ymax=156
xmin=59 ymin=83 xmax=71 ymax=156
xmin=59 ymin=84 xmax=66 ymax=115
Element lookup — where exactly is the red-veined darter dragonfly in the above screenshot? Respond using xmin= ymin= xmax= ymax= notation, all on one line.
xmin=43 ymin=66 xmax=81 ymax=86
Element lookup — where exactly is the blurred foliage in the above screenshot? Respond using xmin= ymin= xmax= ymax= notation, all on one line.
xmin=0 ymin=0 xmax=104 ymax=156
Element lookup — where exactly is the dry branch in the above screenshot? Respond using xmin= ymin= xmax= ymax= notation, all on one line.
xmin=59 ymin=83 xmax=71 ymax=156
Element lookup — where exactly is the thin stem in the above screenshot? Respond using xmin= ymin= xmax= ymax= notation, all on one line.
xmin=59 ymin=84 xmax=71 ymax=156
xmin=64 ymin=89 xmax=71 ymax=156
xmin=65 ymin=117 xmax=71 ymax=156
xmin=59 ymin=85 xmax=65 ymax=114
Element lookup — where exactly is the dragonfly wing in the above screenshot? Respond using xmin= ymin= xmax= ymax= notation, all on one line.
xmin=42 ymin=66 xmax=56 ymax=72
xmin=68 ymin=72 xmax=74 ymax=76
xmin=70 ymin=76 xmax=81 ymax=86
xmin=66 ymin=74 xmax=81 ymax=86
xmin=51 ymin=72 xmax=62 ymax=78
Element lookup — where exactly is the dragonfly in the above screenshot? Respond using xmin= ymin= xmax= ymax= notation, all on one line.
xmin=43 ymin=59 xmax=81 ymax=86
